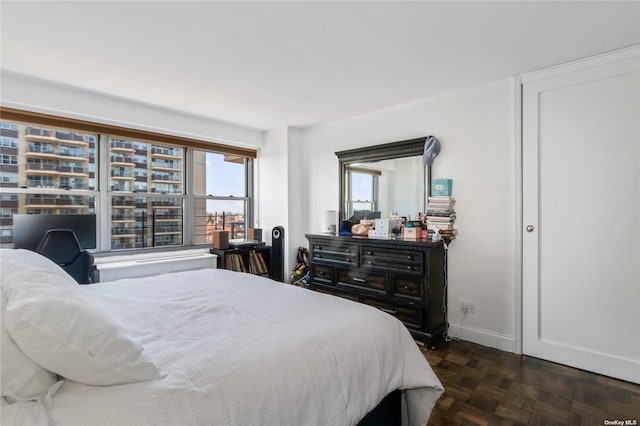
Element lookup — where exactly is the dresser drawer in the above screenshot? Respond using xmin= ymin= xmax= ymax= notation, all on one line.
xmin=312 ymin=283 xmax=359 ymax=302
xmin=361 ymin=247 xmax=423 ymax=275
xmin=336 ymin=268 xmax=386 ymax=293
xmin=311 ymin=263 xmax=333 ymax=284
xmin=312 ymin=242 xmax=358 ymax=266
xmin=393 ymin=276 xmax=423 ymax=300
xmin=360 ymin=295 xmax=423 ymax=329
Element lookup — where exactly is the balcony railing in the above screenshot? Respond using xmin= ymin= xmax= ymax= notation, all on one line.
xmin=112 ymin=228 xmax=136 ymax=236
xmin=26 ymin=163 xmax=57 ymax=171
xmin=26 ymin=129 xmax=90 ymax=143
xmin=56 ymin=132 xmax=86 ymax=142
xmin=26 ymin=128 xmax=55 ymax=138
xmin=111 ymin=141 xmax=134 ymax=150
xmin=112 ymin=214 xmax=135 ymax=221
xmin=151 ymin=174 xmax=182 ymax=181
xmin=27 ymin=144 xmax=54 ymax=154
xmin=58 ymin=166 xmax=87 ymax=174
xmin=27 ymin=144 xmax=87 ymax=158
xmin=111 ymin=156 xmax=134 ymax=163
xmin=150 ymin=188 xmax=182 ymax=194
xmin=26 ymin=163 xmax=88 ymax=174
xmin=151 ymin=147 xmax=181 ymax=156
xmin=25 ymin=197 xmax=88 ymax=205
xmin=151 ymin=160 xmax=181 ymax=169
xmin=57 ymin=148 xmax=84 ymax=157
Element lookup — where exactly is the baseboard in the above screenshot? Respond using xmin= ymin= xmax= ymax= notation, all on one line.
xmin=446 ymin=323 xmax=515 ymax=353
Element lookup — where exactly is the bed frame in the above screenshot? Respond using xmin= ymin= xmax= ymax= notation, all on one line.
xmin=356 ymin=390 xmax=401 ymax=426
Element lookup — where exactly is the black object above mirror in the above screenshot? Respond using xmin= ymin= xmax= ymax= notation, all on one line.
xmin=335 ymin=137 xmax=433 ymax=223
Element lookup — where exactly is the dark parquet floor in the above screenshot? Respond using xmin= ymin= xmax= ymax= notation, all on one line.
xmin=421 ymin=340 xmax=640 ymax=425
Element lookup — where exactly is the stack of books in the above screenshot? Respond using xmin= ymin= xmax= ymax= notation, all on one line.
xmin=425 ymin=196 xmax=458 ymax=241
xmin=248 ymin=250 xmax=269 ymax=276
xmin=225 ymin=253 xmax=247 ymax=272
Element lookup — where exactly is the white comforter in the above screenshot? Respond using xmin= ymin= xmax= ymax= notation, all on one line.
xmin=48 ymin=269 xmax=443 ymax=426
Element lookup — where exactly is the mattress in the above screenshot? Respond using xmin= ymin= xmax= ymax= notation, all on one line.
xmin=40 ymin=268 xmax=443 ymax=425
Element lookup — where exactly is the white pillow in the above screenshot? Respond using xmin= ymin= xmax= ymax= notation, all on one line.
xmin=4 ymin=268 xmax=163 ymax=386
xmin=0 ymin=248 xmax=72 ymax=280
xmin=1 ymin=250 xmax=59 ymax=400
xmin=1 ymin=290 xmax=57 ymax=400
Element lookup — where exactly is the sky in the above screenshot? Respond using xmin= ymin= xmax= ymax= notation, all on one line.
xmin=205 ymin=152 xmax=246 ymax=215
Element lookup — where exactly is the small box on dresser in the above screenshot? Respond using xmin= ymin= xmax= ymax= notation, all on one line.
xmin=403 ymin=227 xmax=419 ymax=239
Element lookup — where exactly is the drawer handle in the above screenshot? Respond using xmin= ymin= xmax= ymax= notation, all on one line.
xmin=407 ymin=255 xmax=413 ymax=260
xmin=366 ymin=261 xmax=373 ymax=265
xmin=352 ymin=277 xmax=368 ymax=283
xmin=345 ymin=258 xmax=351 ymax=262
xmin=406 ymin=266 xmax=412 ymax=270
xmin=379 ymin=307 xmax=398 ymax=315
xmin=319 ymin=271 xmax=327 ymax=276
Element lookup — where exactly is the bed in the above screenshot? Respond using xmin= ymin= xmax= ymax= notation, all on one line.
xmin=1 ymin=249 xmax=443 ymax=426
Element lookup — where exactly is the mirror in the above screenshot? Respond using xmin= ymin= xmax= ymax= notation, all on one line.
xmin=336 ymin=137 xmax=432 ymax=222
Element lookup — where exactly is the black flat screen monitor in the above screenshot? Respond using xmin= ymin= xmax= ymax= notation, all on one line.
xmin=13 ymin=214 xmax=97 ymax=251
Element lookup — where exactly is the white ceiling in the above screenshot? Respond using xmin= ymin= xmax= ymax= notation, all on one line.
xmin=1 ymin=1 xmax=639 ymax=131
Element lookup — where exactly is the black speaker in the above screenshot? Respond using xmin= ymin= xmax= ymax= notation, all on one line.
xmin=271 ymin=226 xmax=285 ymax=282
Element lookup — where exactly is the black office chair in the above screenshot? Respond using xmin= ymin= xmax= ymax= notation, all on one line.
xmin=36 ymin=229 xmax=95 ymax=284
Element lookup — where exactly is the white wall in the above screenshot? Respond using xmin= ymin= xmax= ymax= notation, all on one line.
xmin=257 ymin=127 xmax=288 ymax=239
xmin=1 ymin=72 xmax=264 ymax=148
xmin=257 ymin=127 xmax=303 ymax=279
xmin=299 ymin=78 xmax=518 ymax=351
xmin=286 ymin=127 xmax=305 ymax=277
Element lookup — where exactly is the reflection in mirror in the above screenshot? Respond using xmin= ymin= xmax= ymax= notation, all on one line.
xmin=345 ymin=156 xmax=423 ymax=220
xmin=336 ymin=137 xmax=433 ymax=223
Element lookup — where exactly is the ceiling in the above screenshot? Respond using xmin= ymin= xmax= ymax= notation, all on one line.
xmin=1 ymin=1 xmax=639 ymax=131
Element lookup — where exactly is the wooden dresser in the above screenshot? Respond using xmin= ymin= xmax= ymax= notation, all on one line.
xmin=305 ymin=234 xmax=446 ymax=346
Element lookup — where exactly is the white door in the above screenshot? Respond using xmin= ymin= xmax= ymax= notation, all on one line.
xmin=522 ymin=48 xmax=640 ymax=383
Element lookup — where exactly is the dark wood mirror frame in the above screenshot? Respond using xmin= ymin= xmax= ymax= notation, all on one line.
xmin=335 ymin=136 xmax=432 ymax=222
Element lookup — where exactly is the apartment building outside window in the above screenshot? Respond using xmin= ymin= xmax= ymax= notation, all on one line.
xmin=109 ymin=137 xmax=184 ymax=250
xmin=0 ymin=115 xmax=254 ymax=252
xmin=0 ymin=121 xmax=96 ymax=247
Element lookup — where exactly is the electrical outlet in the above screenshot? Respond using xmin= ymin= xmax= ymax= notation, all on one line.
xmin=461 ymin=303 xmax=475 ymax=314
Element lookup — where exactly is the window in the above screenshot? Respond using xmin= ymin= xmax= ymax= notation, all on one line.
xmin=193 ymin=151 xmax=252 ymax=243
xmin=109 ymin=138 xmax=184 ymax=250
xmin=0 ymin=172 xmax=18 ymax=184
xmin=1 ymin=136 xmax=18 ymax=148
xmin=0 ymin=110 xmax=255 ymax=251
xmin=1 ymin=208 xmax=16 ymax=218
xmin=346 ymin=168 xmax=379 ymax=218
xmin=1 ymin=154 xmax=17 ymax=165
